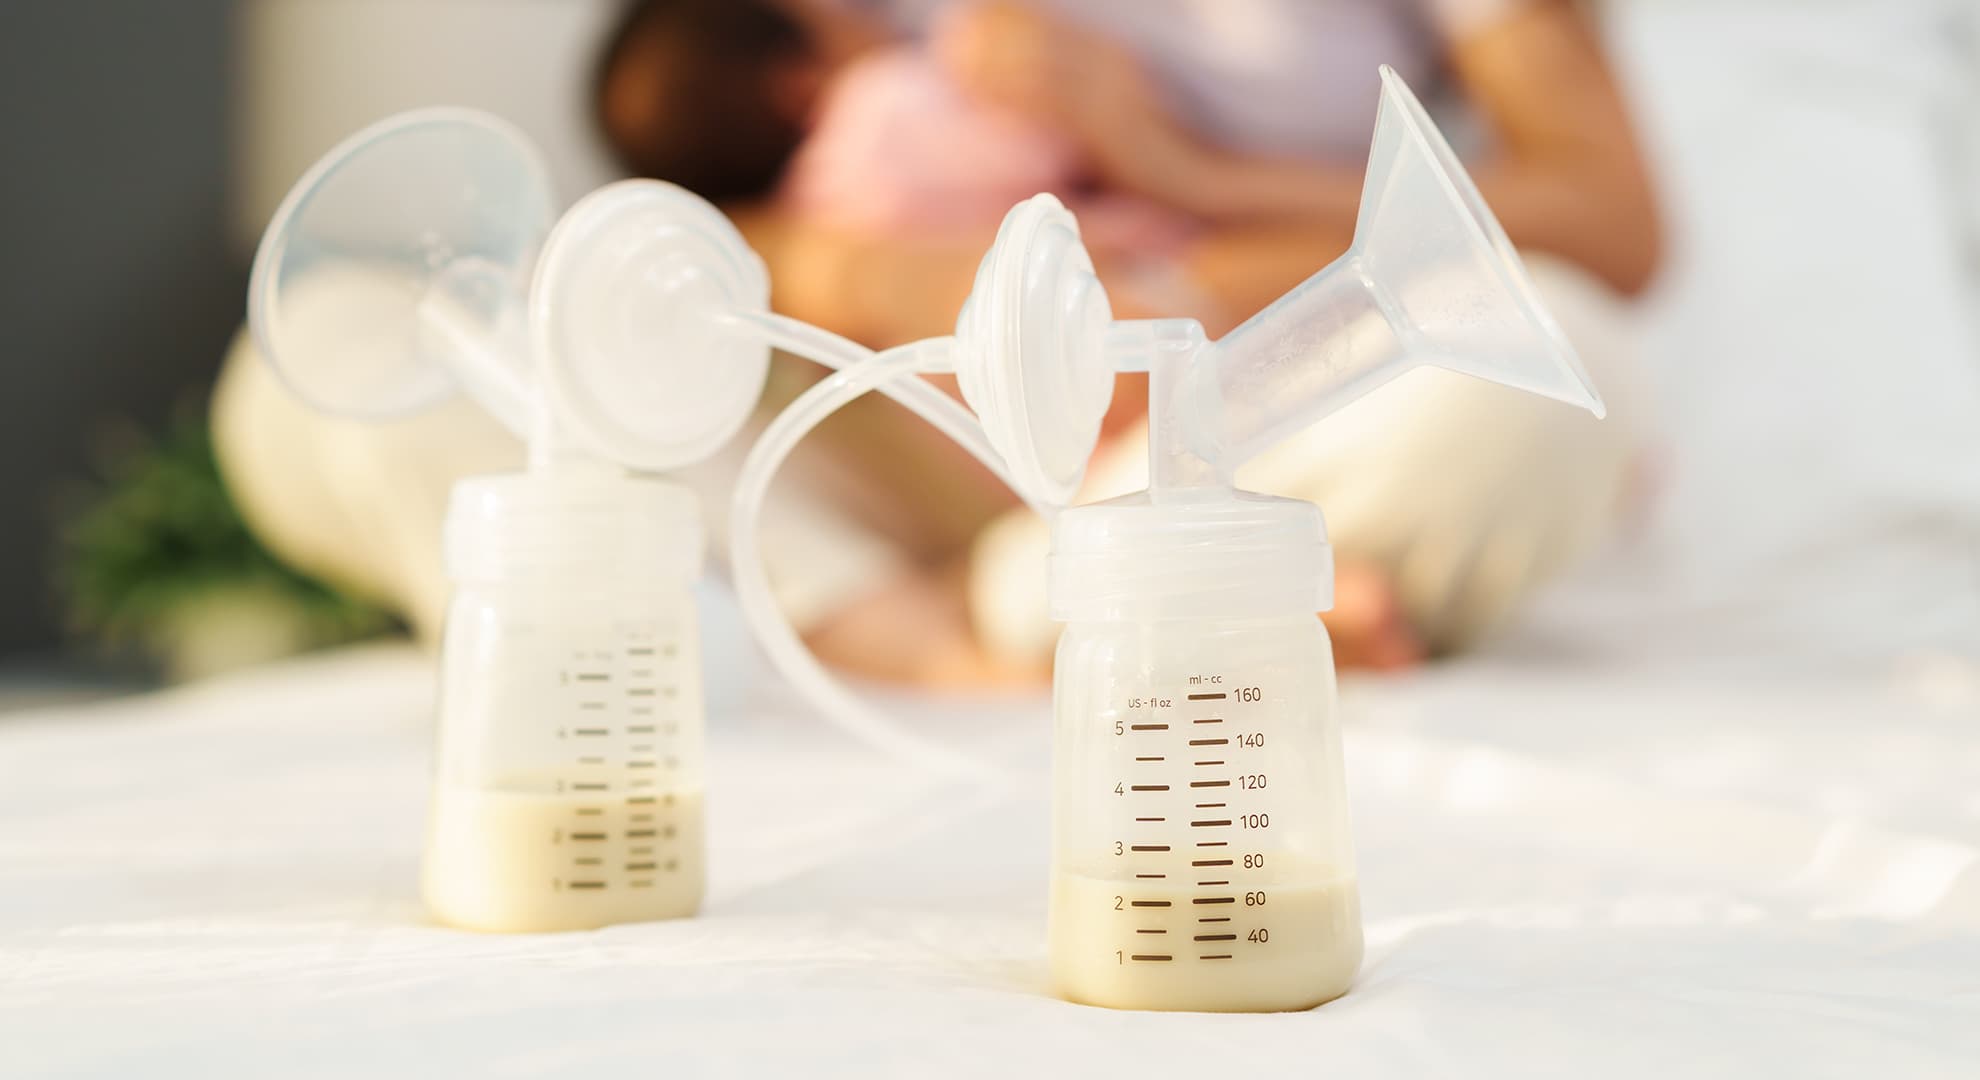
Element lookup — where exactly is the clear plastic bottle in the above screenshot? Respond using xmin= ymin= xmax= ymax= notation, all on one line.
xmin=420 ymin=468 xmax=707 ymax=932
xmin=1046 ymin=492 xmax=1360 ymax=1011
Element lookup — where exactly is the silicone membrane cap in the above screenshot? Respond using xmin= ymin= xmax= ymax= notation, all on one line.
xmin=248 ymin=108 xmax=554 ymax=421
xmin=953 ymin=194 xmax=1115 ymax=508
xmin=530 ymin=180 xmax=772 ymax=472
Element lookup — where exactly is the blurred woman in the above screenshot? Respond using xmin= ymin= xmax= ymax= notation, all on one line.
xmin=596 ymin=0 xmax=1661 ymax=679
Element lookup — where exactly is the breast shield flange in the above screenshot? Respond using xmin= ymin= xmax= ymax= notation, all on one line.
xmin=248 ymin=107 xmax=556 ymax=425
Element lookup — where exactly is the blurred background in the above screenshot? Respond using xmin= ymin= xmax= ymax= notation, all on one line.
xmin=1 ymin=0 xmax=1976 ymax=704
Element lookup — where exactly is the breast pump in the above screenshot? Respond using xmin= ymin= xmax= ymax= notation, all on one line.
xmin=725 ymin=68 xmax=1605 ymax=1009
xmin=249 ymin=109 xmax=774 ymax=932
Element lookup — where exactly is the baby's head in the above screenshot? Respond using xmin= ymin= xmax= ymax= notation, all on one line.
xmin=595 ymin=0 xmax=835 ymax=202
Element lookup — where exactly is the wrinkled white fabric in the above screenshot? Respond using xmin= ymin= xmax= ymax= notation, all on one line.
xmin=2 ymin=643 xmax=1974 ymax=1077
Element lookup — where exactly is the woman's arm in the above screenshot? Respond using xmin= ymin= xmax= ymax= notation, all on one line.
xmin=1441 ymin=1 xmax=1664 ymax=295
xmin=1019 ymin=2 xmax=1663 ymax=297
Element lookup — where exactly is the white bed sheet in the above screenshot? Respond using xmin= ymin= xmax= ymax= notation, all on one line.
xmin=3 ymin=643 xmax=1974 ymax=1078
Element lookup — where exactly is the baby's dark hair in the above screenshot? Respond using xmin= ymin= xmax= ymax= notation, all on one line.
xmin=594 ymin=0 xmax=813 ymax=203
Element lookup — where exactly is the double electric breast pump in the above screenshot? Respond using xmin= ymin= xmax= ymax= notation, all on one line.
xmin=252 ymin=67 xmax=1599 ymax=1008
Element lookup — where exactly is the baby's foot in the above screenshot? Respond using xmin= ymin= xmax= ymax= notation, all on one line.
xmin=1323 ymin=560 xmax=1424 ymax=671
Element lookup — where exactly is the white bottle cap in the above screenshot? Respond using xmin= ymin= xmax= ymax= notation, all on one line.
xmin=1048 ymin=491 xmax=1333 ymax=621
xmin=443 ymin=469 xmax=703 ymax=585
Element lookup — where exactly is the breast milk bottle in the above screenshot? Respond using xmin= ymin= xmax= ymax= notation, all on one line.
xmin=1047 ymin=494 xmax=1359 ymax=1010
xmin=421 ymin=469 xmax=708 ymax=932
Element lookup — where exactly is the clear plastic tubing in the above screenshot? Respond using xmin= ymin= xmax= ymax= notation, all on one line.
xmin=724 ymin=311 xmax=1037 ymax=493
xmin=722 ymin=312 xmax=1036 ymax=779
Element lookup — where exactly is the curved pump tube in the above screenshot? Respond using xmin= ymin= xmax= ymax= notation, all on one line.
xmin=249 ymin=109 xmax=777 ymax=931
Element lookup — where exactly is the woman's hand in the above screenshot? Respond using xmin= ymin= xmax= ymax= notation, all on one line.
xmin=933 ymin=1 xmax=1187 ymax=201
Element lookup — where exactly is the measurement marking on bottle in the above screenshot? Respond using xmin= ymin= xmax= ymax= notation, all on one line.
xmin=1188 ymin=693 xmax=1227 ymax=701
xmin=626 ymin=795 xmax=655 ymax=805
xmin=627 ymin=688 xmax=656 ymax=698
xmin=1189 ymin=738 xmax=1229 ymax=746
xmin=1193 ymin=717 xmax=1223 ymax=724
xmin=1198 ymin=880 xmax=1230 ymax=886
xmin=627 ymin=724 xmax=656 ymax=734
xmin=1130 ymin=900 xmax=1171 ymax=908
xmin=1136 ymin=874 xmax=1165 ymax=879
xmin=1193 ymin=859 xmax=1233 ymax=867
xmin=1135 ymin=816 xmax=1165 ymax=822
xmin=630 ymin=880 xmax=654 ymax=889
xmin=569 ymin=881 xmax=606 ymax=890
xmin=631 ymin=743 xmax=654 ymax=753
xmin=626 ymin=862 xmax=655 ymax=872
xmin=1194 ymin=933 xmax=1237 ymax=942
xmin=574 ymin=857 xmax=601 ymax=866
xmin=1136 ymin=929 xmax=1166 ymax=935
xmin=1197 ymin=841 xmax=1229 ymax=848
xmin=1199 ymin=917 xmax=1231 ymax=923
xmin=629 ymin=778 xmax=654 ymax=788
xmin=578 ymin=702 xmax=606 ymax=711
xmin=1135 ymin=756 xmax=1165 ymax=762
xmin=1130 ymin=723 xmax=1168 ymax=731
xmin=1130 ymin=845 xmax=1170 ymax=852
xmin=1200 ymin=954 xmax=1233 ymax=961
xmin=574 ymin=728 xmax=609 ymax=737
xmin=630 ymin=812 xmax=653 ymax=823
xmin=576 ymin=808 xmax=603 ymax=816
xmin=574 ymin=673 xmax=610 ymax=683
xmin=1193 ymin=897 xmax=1236 ymax=905
xmin=626 ymin=647 xmax=655 ymax=657
xmin=1191 ymin=780 xmax=1231 ymax=788
xmin=1131 ymin=955 xmax=1173 ymax=962
xmin=1131 ymin=785 xmax=1169 ymax=791
xmin=630 ymin=706 xmax=655 ymax=716
xmin=571 ymin=831 xmax=608 ymax=841
xmin=627 ymin=828 xmax=656 ymax=839
xmin=1194 ymin=760 xmax=1225 ymax=767
xmin=1196 ymin=802 xmax=1226 ymax=808
xmin=629 ymin=846 xmax=653 ymax=856
xmin=1191 ymin=820 xmax=1232 ymax=828
xmin=628 ymin=760 xmax=656 ymax=769
xmin=573 ymin=782 xmax=609 ymax=792
xmin=578 ymin=756 xmax=605 ymax=766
